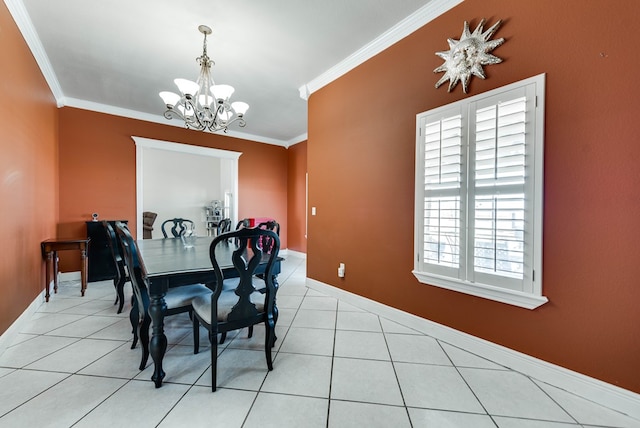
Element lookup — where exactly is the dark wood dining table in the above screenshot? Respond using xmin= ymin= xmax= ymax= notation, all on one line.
xmin=136 ymin=236 xmax=282 ymax=388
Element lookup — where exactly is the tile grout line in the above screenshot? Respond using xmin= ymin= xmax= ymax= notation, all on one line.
xmin=380 ymin=313 xmax=414 ymax=427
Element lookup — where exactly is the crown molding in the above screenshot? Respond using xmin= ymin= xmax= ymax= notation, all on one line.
xmin=62 ymin=97 xmax=289 ymax=147
xmin=7 ymin=0 xmax=459 ymax=147
xmin=5 ymin=0 xmax=289 ymax=148
xmin=4 ymin=0 xmax=64 ymax=106
xmin=299 ymin=0 xmax=463 ymax=100
xmin=285 ymin=133 xmax=308 ymax=147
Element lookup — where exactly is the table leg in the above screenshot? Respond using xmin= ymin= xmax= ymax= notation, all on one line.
xmin=53 ymin=251 xmax=59 ymax=294
xmin=45 ymin=251 xmax=53 ymax=302
xmin=149 ymin=292 xmax=168 ymax=388
xmin=272 ymin=274 xmax=279 ymax=346
xmin=80 ymin=246 xmax=88 ymax=296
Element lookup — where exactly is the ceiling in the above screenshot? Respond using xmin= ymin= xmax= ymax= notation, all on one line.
xmin=10 ymin=0 xmax=459 ymax=146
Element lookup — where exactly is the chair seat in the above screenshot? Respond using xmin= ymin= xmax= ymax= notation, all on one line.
xmin=165 ymin=284 xmax=211 ymax=310
xmin=192 ymin=288 xmax=265 ymax=325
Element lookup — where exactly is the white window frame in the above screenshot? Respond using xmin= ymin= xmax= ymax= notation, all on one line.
xmin=413 ymin=74 xmax=547 ymax=309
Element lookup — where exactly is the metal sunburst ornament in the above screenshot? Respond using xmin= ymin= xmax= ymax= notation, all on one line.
xmin=434 ymin=19 xmax=504 ymax=93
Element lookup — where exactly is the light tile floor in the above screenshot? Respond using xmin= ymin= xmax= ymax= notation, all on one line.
xmin=0 ymin=254 xmax=638 ymax=427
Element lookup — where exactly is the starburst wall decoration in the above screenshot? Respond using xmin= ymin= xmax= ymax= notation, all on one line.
xmin=434 ymin=19 xmax=505 ymax=93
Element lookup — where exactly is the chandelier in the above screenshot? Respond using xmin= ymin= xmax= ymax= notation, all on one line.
xmin=159 ymin=25 xmax=248 ymax=133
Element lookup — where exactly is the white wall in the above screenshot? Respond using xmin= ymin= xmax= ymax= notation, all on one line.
xmin=142 ymin=148 xmax=221 ymax=238
xmin=133 ymin=137 xmax=241 ymax=239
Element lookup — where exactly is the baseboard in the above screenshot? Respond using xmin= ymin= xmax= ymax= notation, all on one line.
xmin=0 ymin=273 xmax=79 ymax=357
xmin=59 ymin=271 xmax=80 ymax=282
xmin=0 ymin=288 xmax=45 ymax=358
xmin=282 ymin=249 xmax=306 ymax=259
xmin=306 ymin=278 xmax=640 ymax=420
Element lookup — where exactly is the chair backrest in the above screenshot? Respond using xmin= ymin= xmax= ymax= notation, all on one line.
xmin=256 ymin=220 xmax=280 ymax=234
xmin=235 ymin=218 xmax=250 ymax=230
xmin=256 ymin=220 xmax=280 ymax=253
xmin=142 ymin=211 xmax=157 ymax=239
xmin=217 ymin=218 xmax=231 ymax=235
xmin=102 ymin=221 xmax=126 ymax=280
xmin=143 ymin=211 xmax=157 ymax=227
xmin=161 ymin=218 xmax=195 ymax=238
xmin=114 ymin=221 xmax=149 ymax=319
xmin=209 ymin=227 xmax=280 ymax=328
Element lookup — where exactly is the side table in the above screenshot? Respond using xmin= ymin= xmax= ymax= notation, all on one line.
xmin=41 ymin=238 xmax=90 ymax=302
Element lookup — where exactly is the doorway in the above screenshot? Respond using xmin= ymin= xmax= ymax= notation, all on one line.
xmin=132 ymin=136 xmax=241 ymax=238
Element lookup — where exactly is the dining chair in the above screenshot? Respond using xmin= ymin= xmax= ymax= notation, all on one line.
xmin=161 ymin=217 xmax=195 ymax=238
xmin=102 ymin=221 xmax=129 ymax=314
xmin=255 ymin=220 xmax=280 ymax=282
xmin=217 ymin=218 xmax=231 ymax=235
xmin=114 ymin=222 xmax=211 ymax=370
xmin=231 ymin=218 xmax=251 ymax=247
xmin=256 ymin=220 xmax=280 ymax=253
xmin=142 ymin=211 xmax=157 ymax=239
xmin=191 ymin=227 xmax=281 ymax=392
xmin=254 ymin=220 xmax=282 ymax=342
xmin=235 ymin=218 xmax=250 ymax=230
xmin=216 ymin=220 xmax=280 ymax=345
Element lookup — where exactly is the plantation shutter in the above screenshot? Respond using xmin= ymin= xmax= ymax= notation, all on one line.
xmin=468 ymin=86 xmax=532 ymax=290
xmin=421 ymin=106 xmax=465 ymax=277
xmin=414 ymin=74 xmax=545 ymax=308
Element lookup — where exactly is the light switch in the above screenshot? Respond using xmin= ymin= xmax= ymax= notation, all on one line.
xmin=311 ymin=207 xmax=316 ymax=215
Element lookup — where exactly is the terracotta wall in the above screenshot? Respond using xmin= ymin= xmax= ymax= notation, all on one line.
xmin=307 ymin=0 xmax=640 ymax=392
xmin=287 ymin=141 xmax=307 ymax=253
xmin=0 ymin=2 xmax=58 ymax=331
xmin=57 ymin=108 xmax=288 ymax=271
xmin=4 ymin=0 xmax=637 ymax=394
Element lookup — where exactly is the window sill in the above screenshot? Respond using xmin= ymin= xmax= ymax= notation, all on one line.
xmin=412 ymin=270 xmax=548 ymax=310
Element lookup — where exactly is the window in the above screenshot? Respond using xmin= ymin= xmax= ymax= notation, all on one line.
xmin=413 ymin=74 xmax=547 ymax=309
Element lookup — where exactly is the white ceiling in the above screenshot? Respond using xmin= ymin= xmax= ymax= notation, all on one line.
xmin=9 ymin=0 xmax=460 ymax=146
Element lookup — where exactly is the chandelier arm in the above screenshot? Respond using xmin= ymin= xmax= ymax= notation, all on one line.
xmin=214 ymin=102 xmax=224 ymax=121
xmin=184 ymin=99 xmax=208 ymax=130
xmin=226 ymin=116 xmax=247 ymax=129
xmin=163 ymin=108 xmax=184 ymax=121
xmin=199 ymin=102 xmax=225 ymax=133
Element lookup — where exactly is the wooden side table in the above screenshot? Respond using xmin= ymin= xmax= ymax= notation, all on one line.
xmin=41 ymin=238 xmax=90 ymax=302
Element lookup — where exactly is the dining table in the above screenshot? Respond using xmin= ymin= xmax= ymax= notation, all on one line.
xmin=136 ymin=235 xmax=282 ymax=388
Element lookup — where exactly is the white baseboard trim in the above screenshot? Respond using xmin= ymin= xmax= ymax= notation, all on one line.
xmin=0 ymin=288 xmax=46 ymax=358
xmin=0 ymin=272 xmax=80 ymax=358
xmin=306 ymin=278 xmax=640 ymax=420
xmin=59 ymin=271 xmax=80 ymax=282
xmin=282 ymin=249 xmax=306 ymax=259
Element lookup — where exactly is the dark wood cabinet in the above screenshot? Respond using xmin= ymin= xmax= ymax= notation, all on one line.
xmin=86 ymin=220 xmax=127 ymax=282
